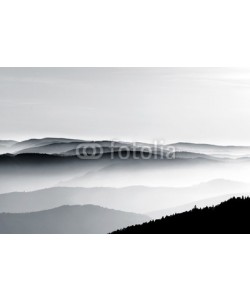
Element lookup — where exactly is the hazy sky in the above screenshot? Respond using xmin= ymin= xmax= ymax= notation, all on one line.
xmin=1 ymin=67 xmax=250 ymax=145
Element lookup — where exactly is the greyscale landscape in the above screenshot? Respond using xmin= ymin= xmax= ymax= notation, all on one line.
xmin=1 ymin=138 xmax=250 ymax=233
xmin=1 ymin=68 xmax=250 ymax=233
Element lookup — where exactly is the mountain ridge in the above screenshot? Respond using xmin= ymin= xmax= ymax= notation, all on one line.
xmin=0 ymin=204 xmax=150 ymax=234
xmin=0 ymin=179 xmax=249 ymax=214
xmin=2 ymin=138 xmax=250 ymax=158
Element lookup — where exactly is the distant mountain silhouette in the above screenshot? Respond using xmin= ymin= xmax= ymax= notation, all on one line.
xmin=2 ymin=138 xmax=250 ymax=160
xmin=0 ymin=205 xmax=150 ymax=234
xmin=113 ymin=196 xmax=250 ymax=234
xmin=0 ymin=180 xmax=249 ymax=214
xmin=0 ymin=138 xmax=171 ymax=157
xmin=170 ymin=142 xmax=250 ymax=157
xmin=2 ymin=138 xmax=250 ymax=193
xmin=0 ymin=140 xmax=17 ymax=154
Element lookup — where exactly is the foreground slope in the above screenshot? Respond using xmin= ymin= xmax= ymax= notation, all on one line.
xmin=113 ymin=196 xmax=250 ymax=234
xmin=0 ymin=205 xmax=150 ymax=234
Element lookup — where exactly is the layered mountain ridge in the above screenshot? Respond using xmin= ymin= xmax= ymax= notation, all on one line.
xmin=2 ymin=138 xmax=250 ymax=159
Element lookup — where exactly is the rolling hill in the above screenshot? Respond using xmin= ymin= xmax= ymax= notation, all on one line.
xmin=0 ymin=180 xmax=249 ymax=214
xmin=0 ymin=205 xmax=150 ymax=234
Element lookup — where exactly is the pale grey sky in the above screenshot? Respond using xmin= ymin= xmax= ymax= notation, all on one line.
xmin=1 ymin=67 xmax=250 ymax=145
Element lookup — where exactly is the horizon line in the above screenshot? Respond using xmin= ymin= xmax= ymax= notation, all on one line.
xmin=1 ymin=136 xmax=250 ymax=147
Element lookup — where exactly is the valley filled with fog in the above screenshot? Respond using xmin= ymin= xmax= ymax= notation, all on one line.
xmin=1 ymin=138 xmax=250 ymax=233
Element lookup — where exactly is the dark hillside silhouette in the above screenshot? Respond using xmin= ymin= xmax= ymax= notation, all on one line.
xmin=113 ymin=196 xmax=250 ymax=234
